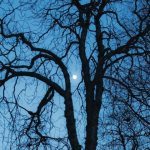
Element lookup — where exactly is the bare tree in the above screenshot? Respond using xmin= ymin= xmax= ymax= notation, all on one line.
xmin=0 ymin=0 xmax=149 ymax=149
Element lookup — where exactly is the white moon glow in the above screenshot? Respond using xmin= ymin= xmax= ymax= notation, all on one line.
xmin=72 ymin=74 xmax=77 ymax=80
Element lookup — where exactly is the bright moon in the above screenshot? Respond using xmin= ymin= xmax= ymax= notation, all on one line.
xmin=72 ymin=74 xmax=77 ymax=80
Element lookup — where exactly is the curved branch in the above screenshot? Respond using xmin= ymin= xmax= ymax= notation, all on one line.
xmin=0 ymin=67 xmax=65 ymax=96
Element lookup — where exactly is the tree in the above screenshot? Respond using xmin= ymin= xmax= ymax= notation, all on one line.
xmin=0 ymin=0 xmax=149 ymax=149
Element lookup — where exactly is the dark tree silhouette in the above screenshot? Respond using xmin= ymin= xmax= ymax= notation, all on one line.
xmin=0 ymin=0 xmax=149 ymax=149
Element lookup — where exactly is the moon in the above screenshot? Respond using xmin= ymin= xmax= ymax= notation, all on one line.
xmin=72 ymin=74 xmax=78 ymax=80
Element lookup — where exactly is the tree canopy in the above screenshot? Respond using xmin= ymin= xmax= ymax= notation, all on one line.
xmin=0 ymin=0 xmax=149 ymax=149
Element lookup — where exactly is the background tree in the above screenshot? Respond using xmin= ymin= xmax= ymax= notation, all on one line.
xmin=0 ymin=0 xmax=149 ymax=149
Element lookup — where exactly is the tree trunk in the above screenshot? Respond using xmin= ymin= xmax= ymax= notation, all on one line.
xmin=85 ymin=88 xmax=103 ymax=150
xmin=65 ymin=93 xmax=81 ymax=150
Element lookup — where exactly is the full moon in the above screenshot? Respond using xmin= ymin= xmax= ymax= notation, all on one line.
xmin=72 ymin=74 xmax=77 ymax=80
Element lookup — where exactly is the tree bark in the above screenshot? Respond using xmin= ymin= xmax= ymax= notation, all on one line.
xmin=85 ymin=87 xmax=103 ymax=150
xmin=65 ymin=93 xmax=81 ymax=150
